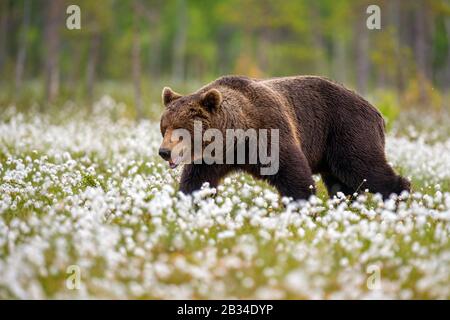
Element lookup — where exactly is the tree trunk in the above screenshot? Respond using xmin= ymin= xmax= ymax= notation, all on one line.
xmin=414 ymin=0 xmax=429 ymax=104
xmin=44 ymin=0 xmax=63 ymax=104
xmin=216 ymin=27 xmax=231 ymax=75
xmin=311 ymin=2 xmax=327 ymax=75
xmin=355 ymin=11 xmax=370 ymax=95
xmin=67 ymin=43 xmax=82 ymax=89
xmin=390 ymin=0 xmax=405 ymax=93
xmin=146 ymin=4 xmax=161 ymax=80
xmin=86 ymin=33 xmax=101 ymax=104
xmin=133 ymin=0 xmax=161 ymax=81
xmin=257 ymin=30 xmax=270 ymax=73
xmin=332 ymin=36 xmax=347 ymax=83
xmin=149 ymin=29 xmax=162 ymax=80
xmin=0 ymin=0 xmax=9 ymax=78
xmin=15 ymin=0 xmax=31 ymax=92
xmin=172 ymin=0 xmax=187 ymax=83
xmin=132 ymin=0 xmax=142 ymax=119
xmin=445 ymin=19 xmax=450 ymax=91
xmin=414 ymin=0 xmax=429 ymax=79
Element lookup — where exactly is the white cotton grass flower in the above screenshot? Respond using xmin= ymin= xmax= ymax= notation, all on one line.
xmin=0 ymin=100 xmax=450 ymax=299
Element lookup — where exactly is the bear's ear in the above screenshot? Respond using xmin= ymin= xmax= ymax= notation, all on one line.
xmin=200 ymin=89 xmax=222 ymax=111
xmin=162 ymin=87 xmax=182 ymax=107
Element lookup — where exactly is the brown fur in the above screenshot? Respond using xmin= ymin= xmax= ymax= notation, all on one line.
xmin=159 ymin=75 xmax=411 ymax=200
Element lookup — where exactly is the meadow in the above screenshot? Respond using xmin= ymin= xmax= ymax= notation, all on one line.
xmin=0 ymin=96 xmax=449 ymax=299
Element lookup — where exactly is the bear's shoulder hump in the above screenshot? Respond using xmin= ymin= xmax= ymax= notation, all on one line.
xmin=214 ymin=75 xmax=253 ymax=90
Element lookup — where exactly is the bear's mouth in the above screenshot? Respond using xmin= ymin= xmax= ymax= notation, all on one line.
xmin=168 ymin=158 xmax=180 ymax=169
xmin=168 ymin=150 xmax=184 ymax=169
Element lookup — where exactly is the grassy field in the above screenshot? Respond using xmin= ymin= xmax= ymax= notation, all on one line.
xmin=0 ymin=96 xmax=449 ymax=299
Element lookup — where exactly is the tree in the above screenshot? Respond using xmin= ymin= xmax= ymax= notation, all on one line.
xmin=44 ymin=0 xmax=63 ymax=103
xmin=132 ymin=0 xmax=142 ymax=119
xmin=446 ymin=18 xmax=450 ymax=89
xmin=134 ymin=0 xmax=163 ymax=80
xmin=414 ymin=0 xmax=431 ymax=103
xmin=15 ymin=0 xmax=31 ymax=91
xmin=78 ymin=0 xmax=113 ymax=103
xmin=0 ymin=0 xmax=9 ymax=79
xmin=354 ymin=1 xmax=370 ymax=95
xmin=172 ymin=0 xmax=187 ymax=83
xmin=86 ymin=33 xmax=101 ymax=102
xmin=319 ymin=0 xmax=353 ymax=83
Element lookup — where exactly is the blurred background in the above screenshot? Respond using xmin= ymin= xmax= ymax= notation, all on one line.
xmin=0 ymin=0 xmax=449 ymax=120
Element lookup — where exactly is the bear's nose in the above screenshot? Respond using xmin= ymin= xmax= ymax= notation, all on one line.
xmin=159 ymin=148 xmax=171 ymax=161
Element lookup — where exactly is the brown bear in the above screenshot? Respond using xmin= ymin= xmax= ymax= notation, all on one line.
xmin=159 ymin=75 xmax=410 ymax=200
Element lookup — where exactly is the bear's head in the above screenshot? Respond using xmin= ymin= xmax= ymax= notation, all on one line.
xmin=159 ymin=86 xmax=223 ymax=169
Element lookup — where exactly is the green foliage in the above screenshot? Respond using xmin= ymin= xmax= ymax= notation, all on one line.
xmin=1 ymin=108 xmax=450 ymax=298
xmin=80 ymin=174 xmax=100 ymax=189
xmin=370 ymin=90 xmax=401 ymax=127
xmin=0 ymin=0 xmax=449 ymax=114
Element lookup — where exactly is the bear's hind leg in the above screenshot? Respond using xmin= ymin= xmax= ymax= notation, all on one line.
xmin=265 ymin=144 xmax=315 ymax=200
xmin=321 ymin=173 xmax=355 ymax=198
xmin=327 ymin=154 xmax=410 ymax=200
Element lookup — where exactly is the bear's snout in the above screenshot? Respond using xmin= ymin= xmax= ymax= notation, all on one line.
xmin=158 ymin=148 xmax=171 ymax=161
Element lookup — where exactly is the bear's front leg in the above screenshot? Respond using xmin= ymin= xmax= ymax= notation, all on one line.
xmin=179 ymin=164 xmax=230 ymax=195
xmin=266 ymin=144 xmax=315 ymax=201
